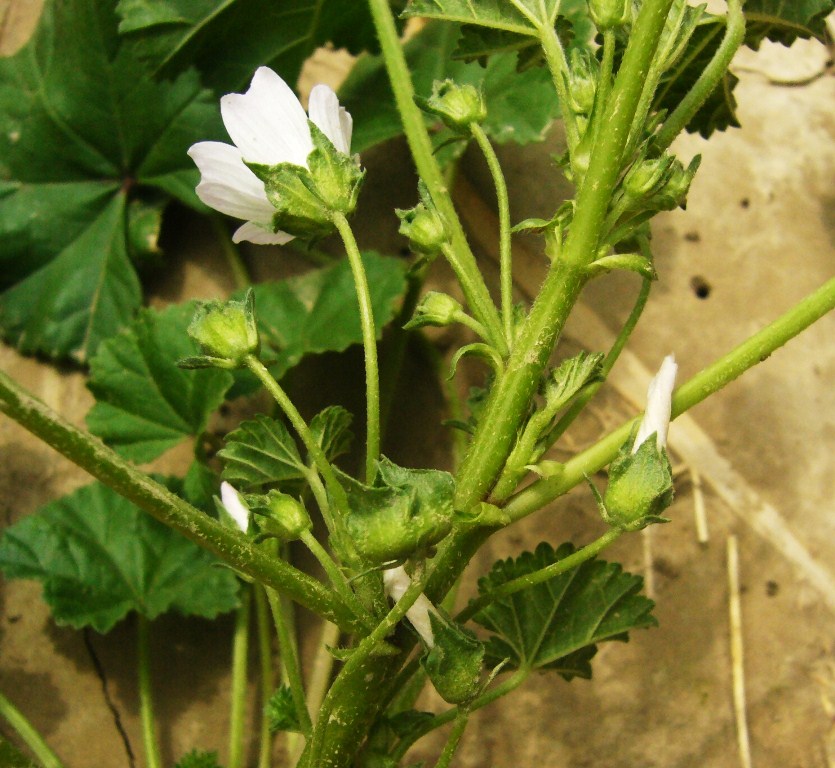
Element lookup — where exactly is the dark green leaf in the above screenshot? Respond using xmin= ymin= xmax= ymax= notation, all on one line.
xmin=0 ymin=0 xmax=224 ymax=360
xmin=217 ymin=415 xmax=307 ymax=492
xmin=310 ymin=406 xmax=354 ymax=463
xmin=743 ymin=0 xmax=835 ymax=49
xmin=86 ymin=303 xmax=233 ymax=463
xmin=0 ymin=737 xmax=38 ymax=768
xmin=472 ymin=542 xmax=656 ymax=677
xmin=116 ymin=0 xmax=378 ymax=92
xmin=0 ymin=481 xmax=240 ymax=633
xmin=342 ymin=23 xmax=566 ymax=154
xmin=266 ymin=685 xmax=302 ymax=733
xmin=248 ymin=251 xmax=407 ymax=380
xmin=174 ymin=750 xmax=223 ymax=768
xmin=403 ymin=0 xmax=550 ymax=34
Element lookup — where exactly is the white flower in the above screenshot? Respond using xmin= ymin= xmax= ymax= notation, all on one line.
xmin=383 ymin=565 xmax=437 ymax=648
xmin=220 ymin=481 xmax=250 ymax=533
xmin=633 ymin=354 xmax=677 ymax=453
xmin=188 ymin=67 xmax=354 ymax=245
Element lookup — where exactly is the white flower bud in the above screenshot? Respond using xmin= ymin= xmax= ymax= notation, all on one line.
xmin=382 ymin=565 xmax=437 ymax=648
xmin=633 ymin=354 xmax=677 ymax=453
xmin=220 ymin=481 xmax=250 ymax=533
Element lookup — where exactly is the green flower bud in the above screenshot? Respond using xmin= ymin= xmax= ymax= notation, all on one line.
xmin=589 ymin=0 xmax=631 ymax=31
xmin=421 ymin=613 xmax=485 ymax=704
xmin=181 ymin=289 xmax=259 ymax=369
xmin=404 ymin=291 xmax=464 ymax=330
xmin=651 ymin=155 xmax=701 ymax=211
xmin=623 ymin=155 xmax=674 ymax=200
xmin=247 ymin=490 xmax=311 ymax=542
xmin=415 ymin=79 xmax=487 ymax=133
xmin=396 ymin=183 xmax=450 ymax=256
xmin=566 ymin=49 xmax=598 ymax=116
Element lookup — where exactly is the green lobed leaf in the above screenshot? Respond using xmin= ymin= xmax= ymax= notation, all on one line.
xmin=0 ymin=0 xmax=225 ymax=360
xmin=743 ymin=0 xmax=835 ymax=49
xmin=217 ymin=415 xmax=307 ymax=492
xmin=174 ymin=749 xmax=223 ymax=768
xmin=0 ymin=738 xmax=38 ymax=768
xmin=243 ymin=251 xmax=407 ymax=381
xmin=403 ymin=0 xmax=559 ymax=34
xmin=86 ymin=303 xmax=234 ymax=463
xmin=341 ymin=23 xmax=569 ymax=154
xmin=116 ymin=0 xmax=380 ymax=92
xmin=266 ymin=685 xmax=303 ymax=733
xmin=472 ymin=542 xmax=656 ymax=678
xmin=310 ymin=406 xmax=354 ymax=463
xmin=0 ymin=481 xmax=240 ymax=633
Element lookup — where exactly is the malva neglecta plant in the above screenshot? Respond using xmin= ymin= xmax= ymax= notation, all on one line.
xmin=0 ymin=1 xmax=833 ymax=767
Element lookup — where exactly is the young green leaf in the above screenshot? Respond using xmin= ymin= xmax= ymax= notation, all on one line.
xmin=0 ymin=0 xmax=224 ymax=360
xmin=245 ymin=251 xmax=407 ymax=381
xmin=472 ymin=542 xmax=656 ymax=677
xmin=86 ymin=303 xmax=234 ymax=463
xmin=116 ymin=0 xmax=379 ymax=92
xmin=217 ymin=415 xmax=307 ymax=492
xmin=310 ymin=406 xmax=354 ymax=463
xmin=266 ymin=685 xmax=303 ymax=733
xmin=743 ymin=0 xmax=835 ymax=49
xmin=0 ymin=481 xmax=240 ymax=633
xmin=341 ymin=23 xmax=565 ymax=154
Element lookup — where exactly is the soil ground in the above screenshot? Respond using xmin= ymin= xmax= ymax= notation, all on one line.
xmin=0 ymin=3 xmax=834 ymax=767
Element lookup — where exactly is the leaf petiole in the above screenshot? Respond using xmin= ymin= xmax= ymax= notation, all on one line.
xmin=0 ymin=691 xmax=65 ymax=768
xmin=228 ymin=587 xmax=252 ymax=768
xmin=138 ymin=615 xmax=162 ymax=768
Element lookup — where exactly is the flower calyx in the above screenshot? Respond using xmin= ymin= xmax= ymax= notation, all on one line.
xmin=179 ymin=289 xmax=259 ymax=370
xmin=415 ymin=79 xmax=487 ymax=134
xmin=589 ymin=0 xmax=631 ymax=31
xmin=404 ymin=291 xmax=467 ymax=330
xmin=396 ymin=181 xmax=451 ymax=258
xmin=245 ymin=489 xmax=312 ymax=542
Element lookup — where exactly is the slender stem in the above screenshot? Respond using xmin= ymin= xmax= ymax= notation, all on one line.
xmin=254 ymin=587 xmax=276 ymax=768
xmin=306 ymin=566 xmax=431 ymax=766
xmin=453 ymin=0 xmax=677 ymax=511
xmin=471 ymin=123 xmax=514 ymax=344
xmin=540 ymin=24 xmax=580 ymax=150
xmin=212 ymin=215 xmax=252 ymax=291
xmin=543 ymin=276 xmax=652 ymax=448
xmin=654 ymin=0 xmax=745 ymax=152
xmin=306 ymin=621 xmax=341 ymax=724
xmin=267 ymin=589 xmax=313 ymax=737
xmin=0 ymin=692 xmax=65 ymax=768
xmin=390 ymin=668 xmax=529 ymax=762
xmin=433 ymin=712 xmax=469 ymax=768
xmin=228 ymin=587 xmax=252 ymax=768
xmin=505 ymin=275 xmax=835 ymax=522
xmin=590 ymin=30 xmax=617 ymax=145
xmin=331 ymin=213 xmax=381 ymax=483
xmin=366 ymin=0 xmax=507 ymax=356
xmin=0 ymin=372 xmax=359 ymax=632
xmin=137 ymin=616 xmax=162 ymax=768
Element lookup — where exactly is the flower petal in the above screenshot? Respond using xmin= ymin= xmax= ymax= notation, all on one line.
xmin=220 ymin=481 xmax=250 ymax=533
xmin=221 ymin=67 xmax=312 ymax=166
xmin=188 ymin=141 xmax=275 ymax=222
xmin=308 ymin=84 xmax=352 ymax=154
xmin=634 ymin=354 xmax=678 ymax=452
xmin=232 ymin=221 xmax=295 ymax=246
xmin=383 ymin=565 xmax=436 ymax=647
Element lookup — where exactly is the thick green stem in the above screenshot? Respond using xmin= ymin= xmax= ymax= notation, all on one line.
xmin=332 ymin=213 xmax=381 ymax=483
xmin=254 ymin=587 xmax=276 ymax=768
xmin=653 ymin=0 xmax=745 ymax=152
xmin=267 ymin=588 xmax=313 ymax=738
xmin=0 ymin=372 xmax=357 ymax=632
xmin=366 ymin=0 xmax=506 ymax=356
xmin=471 ymin=123 xmax=514 ymax=344
xmin=0 ymin=692 xmax=65 ymax=768
xmin=453 ymin=0 xmax=676 ymax=511
xmin=228 ymin=587 xmax=252 ymax=768
xmin=138 ymin=616 xmax=162 ymax=768
xmin=457 ymin=528 xmax=623 ymax=623
xmin=505 ymin=275 xmax=835 ymax=521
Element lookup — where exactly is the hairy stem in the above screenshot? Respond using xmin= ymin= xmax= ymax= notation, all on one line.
xmin=254 ymin=587 xmax=276 ymax=768
xmin=0 ymin=372 xmax=357 ymax=631
xmin=332 ymin=213 xmax=381 ymax=482
xmin=433 ymin=712 xmax=469 ymax=768
xmin=228 ymin=587 xmax=252 ymax=768
xmin=137 ymin=616 xmax=162 ymax=768
xmin=0 ymin=692 xmax=65 ymax=768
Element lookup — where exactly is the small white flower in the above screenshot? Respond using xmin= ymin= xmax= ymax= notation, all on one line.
xmin=188 ymin=67 xmax=354 ymax=245
xmin=220 ymin=481 xmax=250 ymax=533
xmin=633 ymin=354 xmax=677 ymax=453
xmin=383 ymin=565 xmax=437 ymax=648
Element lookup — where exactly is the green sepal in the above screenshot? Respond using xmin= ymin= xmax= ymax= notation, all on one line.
xmin=183 ymin=288 xmax=259 ymax=369
xmin=600 ymin=437 xmax=674 ymax=531
xmin=448 ymin=343 xmax=504 ymax=380
xmin=340 ymin=458 xmax=455 ymax=564
xmin=396 ymin=180 xmax=451 ymax=257
xmin=404 ymin=291 xmax=465 ymax=329
xmin=413 ymin=78 xmax=486 ymax=132
xmin=421 ymin=612 xmax=485 ymax=704
xmin=586 ymin=252 xmax=657 ymax=280
xmin=306 ymin=120 xmax=365 ymax=214
xmin=246 ymin=490 xmax=312 ymax=542
xmin=453 ymin=501 xmax=510 ymax=530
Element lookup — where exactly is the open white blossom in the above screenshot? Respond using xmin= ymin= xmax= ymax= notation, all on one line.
xmin=188 ymin=66 xmax=354 ymax=245
xmin=383 ymin=566 xmax=437 ymax=648
xmin=633 ymin=354 xmax=677 ymax=453
xmin=220 ymin=481 xmax=250 ymax=533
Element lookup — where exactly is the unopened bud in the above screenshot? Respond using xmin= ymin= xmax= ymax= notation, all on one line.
xmin=623 ymin=155 xmax=674 ymax=200
xmin=589 ymin=0 xmax=631 ymax=31
xmin=397 ymin=189 xmax=450 ymax=256
xmin=248 ymin=490 xmax=311 ymax=541
xmin=181 ymin=289 xmax=259 ymax=369
xmin=566 ymin=49 xmax=598 ymax=116
xmin=652 ymin=155 xmax=701 ymax=211
xmin=404 ymin=291 xmax=464 ymax=329
xmin=415 ymin=79 xmax=486 ymax=132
